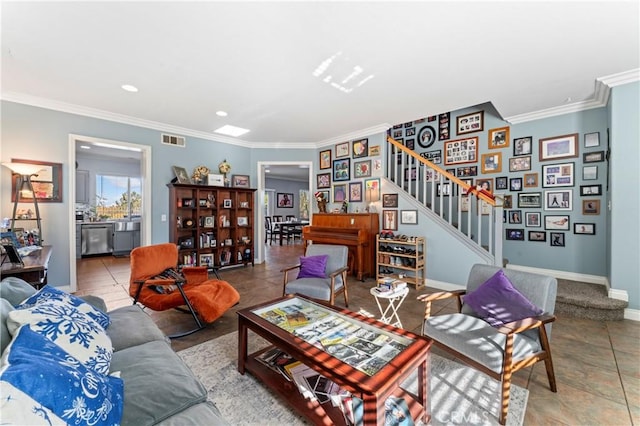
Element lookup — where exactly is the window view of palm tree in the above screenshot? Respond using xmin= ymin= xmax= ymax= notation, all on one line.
xmin=95 ymin=175 xmax=142 ymax=220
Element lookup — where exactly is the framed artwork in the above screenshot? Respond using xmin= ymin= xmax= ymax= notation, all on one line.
xmin=438 ymin=112 xmax=450 ymax=141
xmin=580 ymin=184 xmax=602 ymax=196
xmin=332 ymin=158 xmax=350 ymax=181
xmin=317 ymin=173 xmax=331 ymax=189
xmin=404 ymin=168 xmax=418 ymax=181
xmin=503 ymin=195 xmax=513 ymax=209
xmin=400 ymin=210 xmax=418 ymax=225
xmin=172 ymin=165 xmax=191 ymax=184
xmin=513 ymin=136 xmax=532 ymax=156
xmin=524 ymin=173 xmax=538 ymax=188
xmin=456 ymin=165 xmax=478 ymax=177
xmin=509 ymin=156 xmax=531 ymax=172
xmin=495 ymin=176 xmax=508 ymax=190
xmin=354 ymin=160 xmax=372 ymax=178
xmin=237 ymin=216 xmax=249 ymax=226
xmin=456 ymin=111 xmax=484 ymax=135
xmin=364 ymin=178 xmax=380 ymax=194
xmin=316 ymin=190 xmax=330 ymax=206
xmin=417 ymin=126 xmax=437 ymax=148
xmin=488 ymin=126 xmax=510 ymax=149
xmin=460 ymin=195 xmax=470 ymax=212
xmin=437 ymin=182 xmax=452 ymax=196
xmin=528 ymin=231 xmax=546 ymax=241
xmin=424 ymin=169 xmax=440 ymax=182
xmin=232 ymin=174 xmax=250 ymax=188
xmin=420 ymin=150 xmax=441 ymax=164
xmin=545 ymin=215 xmax=570 ymax=230
xmin=517 ymin=192 xmax=542 ymax=208
xmin=352 ymin=138 xmax=368 ymax=158
xmin=405 ymin=139 xmax=415 ymax=150
xmin=550 ymin=232 xmax=565 ymax=247
xmin=525 ymin=212 xmax=541 ymax=227
xmin=542 ymin=162 xmax=574 ymax=187
xmin=382 ymin=193 xmax=398 ymax=208
xmin=583 ymin=151 xmax=605 ymax=163
xmin=10 ymin=159 xmax=63 ymax=203
xmin=583 ymin=165 xmax=598 ymax=180
xmin=584 ymin=132 xmax=600 ymax=148
xmin=544 ymin=189 xmax=572 ymax=210
xmin=444 ymin=137 xmax=478 ymax=165
xmin=509 ymin=177 xmax=523 ymax=191
xmin=582 ymin=199 xmax=600 ymax=215
xmin=382 ymin=210 xmax=398 ymax=230
xmin=319 ymin=149 xmax=332 ymax=169
xmin=335 ymin=142 xmax=350 ymax=158
xmin=0 ymin=231 xmax=21 ymax=248
xmin=369 ymin=145 xmax=381 ymax=156
xmin=276 ymin=193 xmax=294 ymax=208
xmin=574 ymin=223 xmax=596 ymax=235
xmin=481 ymin=152 xmax=502 ymax=173
xmin=223 ymin=199 xmax=232 ymax=208
xmin=475 ymin=178 xmax=493 ymax=193
xmin=208 ymin=173 xmax=224 ymax=186
xmin=506 ymin=229 xmax=525 ymax=241
xmin=349 ymin=182 xmax=363 ymax=202
xmin=508 ymin=210 xmax=522 ymax=224
xmin=406 ymin=128 xmax=416 ymax=137
xmin=332 ymin=184 xmax=347 ymax=202
xmin=539 ymin=133 xmax=579 ymax=161
xmin=199 ymin=253 xmax=214 ymax=267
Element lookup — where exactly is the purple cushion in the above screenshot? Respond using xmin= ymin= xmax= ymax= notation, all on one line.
xmin=463 ymin=270 xmax=543 ymax=327
xmin=296 ymin=255 xmax=328 ymax=279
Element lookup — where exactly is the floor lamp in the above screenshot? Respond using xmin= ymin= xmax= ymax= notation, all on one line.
xmin=2 ymin=162 xmax=46 ymax=245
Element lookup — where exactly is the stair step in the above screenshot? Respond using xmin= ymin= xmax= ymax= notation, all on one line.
xmin=555 ymin=280 xmax=627 ymax=321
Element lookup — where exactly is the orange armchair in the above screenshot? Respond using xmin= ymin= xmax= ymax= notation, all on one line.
xmin=129 ymin=243 xmax=240 ymax=337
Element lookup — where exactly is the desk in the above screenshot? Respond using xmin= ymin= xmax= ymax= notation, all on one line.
xmin=1 ymin=245 xmax=52 ymax=289
xmin=272 ymin=221 xmax=309 ymax=245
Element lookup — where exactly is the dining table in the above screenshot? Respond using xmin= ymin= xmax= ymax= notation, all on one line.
xmin=271 ymin=220 xmax=309 ymax=245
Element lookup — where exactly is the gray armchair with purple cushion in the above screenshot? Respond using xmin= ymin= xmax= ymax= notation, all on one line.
xmin=418 ymin=264 xmax=558 ymax=425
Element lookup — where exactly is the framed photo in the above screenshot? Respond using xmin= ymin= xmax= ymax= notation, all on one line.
xmin=232 ymin=174 xmax=250 ymax=188
xmin=509 ymin=177 xmax=523 ymax=191
xmin=456 ymin=111 xmax=484 ymax=135
xmin=382 ymin=210 xmax=398 ymax=230
xmin=332 ymin=184 xmax=347 ymax=202
xmin=404 ymin=168 xmax=418 ymax=181
xmin=456 ymin=165 xmax=477 ymax=177
xmin=199 ymin=253 xmax=214 ymax=267
xmin=481 ymin=152 xmax=502 ymax=173
xmin=208 ymin=173 xmax=224 ymax=186
xmin=317 ymin=173 xmax=331 ymax=189
xmin=405 ymin=139 xmax=415 ymax=150
xmin=582 ymin=199 xmax=600 ymax=215
xmin=580 ymin=184 xmax=602 ymax=196
xmin=354 ymin=160 xmax=372 ymax=178
xmin=333 ymin=158 xmax=350 ymax=182
xmin=349 ymin=182 xmax=363 ymax=202
xmin=525 ymin=212 xmax=542 ymax=227
xmin=417 ymin=126 xmax=437 ymax=148
xmin=172 ymin=165 xmax=191 ymax=184
xmin=524 ymin=173 xmax=538 ymax=188
xmin=369 ymin=145 xmax=381 ymax=156
xmin=382 ymin=193 xmax=398 ymax=208
xmin=400 ymin=210 xmax=418 ymax=225
xmin=583 ymin=151 xmax=605 ymax=163
xmin=488 ymin=126 xmax=510 ymax=149
xmin=335 ymin=142 xmax=350 ymax=158
xmin=204 ymin=216 xmax=215 ymax=227
xmin=277 ymin=193 xmax=294 ymax=208
xmin=550 ymin=232 xmax=565 ymax=247
xmin=518 ymin=192 xmax=542 ymax=208
xmin=319 ymin=149 xmax=332 ymax=169
xmin=542 ymin=162 xmax=574 ymax=187
xmin=584 ymin=132 xmax=600 ymax=148
xmin=444 ymin=137 xmax=478 ymax=165
xmin=508 ymin=210 xmax=522 ymax=224
xmin=223 ymin=199 xmax=232 ymax=208
xmin=513 ymin=136 xmax=532 ymax=156
xmin=528 ymin=231 xmax=546 ymax=241
xmin=495 ymin=176 xmax=508 ymax=190
xmin=544 ymin=189 xmax=572 ymax=210
xmin=583 ymin=165 xmax=598 ymax=180
xmin=503 ymin=195 xmax=513 ymax=209
xmin=574 ymin=223 xmax=596 ymax=235
xmin=437 ymin=182 xmax=452 ymax=196
xmin=509 ymin=156 xmax=531 ymax=172
xmin=539 ymin=133 xmax=579 ymax=161
xmin=506 ymin=229 xmax=525 ymax=241
xmin=475 ymin=178 xmax=493 ymax=193
xmin=352 ymin=138 xmax=368 ymax=158
xmin=237 ymin=216 xmax=249 ymax=226
xmin=545 ymin=215 xmax=570 ymax=230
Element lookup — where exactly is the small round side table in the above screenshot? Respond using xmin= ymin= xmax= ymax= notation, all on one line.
xmin=369 ymin=287 xmax=409 ymax=328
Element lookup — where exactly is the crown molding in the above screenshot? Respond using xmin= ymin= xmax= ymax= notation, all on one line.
xmin=505 ymin=68 xmax=640 ymax=124
xmin=315 ymin=123 xmax=391 ymax=148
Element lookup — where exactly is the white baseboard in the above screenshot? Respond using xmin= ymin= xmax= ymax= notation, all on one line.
xmin=425 ymin=279 xmax=465 ymax=292
xmin=505 ymin=264 xmax=608 ymax=285
xmin=624 ymin=308 xmax=640 ymax=321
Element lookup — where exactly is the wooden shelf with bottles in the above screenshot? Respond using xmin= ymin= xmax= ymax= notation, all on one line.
xmin=167 ymin=183 xmax=256 ymax=271
xmin=376 ymin=234 xmax=425 ymax=289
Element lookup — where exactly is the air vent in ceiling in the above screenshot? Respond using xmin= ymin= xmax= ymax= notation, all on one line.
xmin=161 ymin=134 xmax=186 ymax=147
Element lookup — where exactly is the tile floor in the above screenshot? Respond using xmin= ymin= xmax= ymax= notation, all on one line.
xmin=75 ymin=244 xmax=639 ymax=425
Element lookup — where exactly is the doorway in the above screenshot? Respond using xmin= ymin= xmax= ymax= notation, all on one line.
xmin=68 ymin=134 xmax=152 ymax=292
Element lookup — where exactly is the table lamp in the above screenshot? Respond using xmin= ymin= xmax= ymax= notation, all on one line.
xmin=365 ymin=187 xmax=380 ymax=213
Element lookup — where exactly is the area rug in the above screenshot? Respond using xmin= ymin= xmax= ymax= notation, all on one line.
xmin=178 ymin=331 xmax=528 ymax=425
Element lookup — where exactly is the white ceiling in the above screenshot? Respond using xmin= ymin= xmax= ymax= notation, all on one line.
xmin=1 ymin=1 xmax=639 ymax=147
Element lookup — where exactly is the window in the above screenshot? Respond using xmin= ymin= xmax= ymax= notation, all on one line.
xmin=95 ymin=175 xmax=142 ymax=220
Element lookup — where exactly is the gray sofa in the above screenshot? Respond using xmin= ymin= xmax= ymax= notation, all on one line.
xmin=0 ymin=277 xmax=228 ymax=425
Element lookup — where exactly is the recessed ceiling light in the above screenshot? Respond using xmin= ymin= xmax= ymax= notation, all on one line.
xmin=214 ymin=125 xmax=250 ymax=137
xmin=121 ymin=84 xmax=138 ymax=92
xmin=216 ymin=111 xmax=228 ymax=117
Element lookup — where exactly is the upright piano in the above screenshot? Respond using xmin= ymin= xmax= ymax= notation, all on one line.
xmin=303 ymin=213 xmax=379 ymax=281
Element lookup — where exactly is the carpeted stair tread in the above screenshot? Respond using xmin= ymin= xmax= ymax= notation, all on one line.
xmin=555 ymin=279 xmax=627 ymax=321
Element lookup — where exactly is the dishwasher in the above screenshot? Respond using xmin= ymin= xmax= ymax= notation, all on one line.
xmin=81 ymin=223 xmax=114 ymax=256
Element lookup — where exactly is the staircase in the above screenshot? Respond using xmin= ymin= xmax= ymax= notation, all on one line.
xmin=556 ymin=279 xmax=628 ymax=321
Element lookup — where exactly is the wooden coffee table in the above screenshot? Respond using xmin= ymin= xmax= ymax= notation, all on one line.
xmin=237 ymin=294 xmax=431 ymax=425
